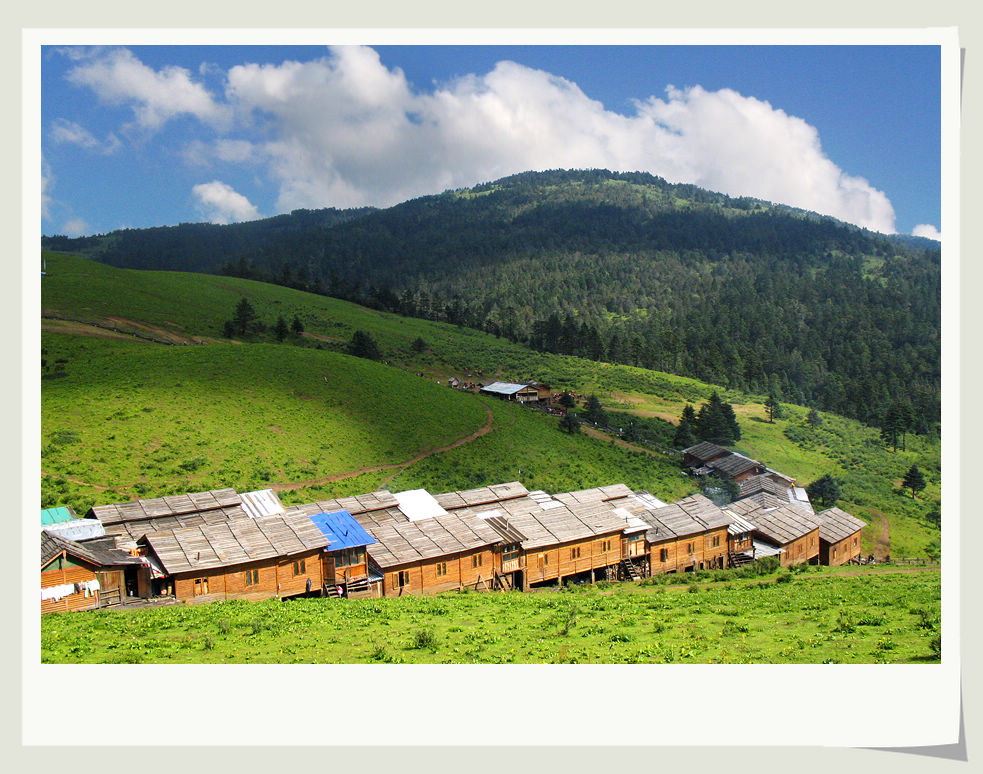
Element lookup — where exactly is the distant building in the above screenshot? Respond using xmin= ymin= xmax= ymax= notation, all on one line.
xmin=479 ymin=381 xmax=543 ymax=403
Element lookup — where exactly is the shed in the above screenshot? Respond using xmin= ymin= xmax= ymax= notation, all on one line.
xmin=726 ymin=498 xmax=821 ymax=566
xmin=479 ymin=382 xmax=542 ymax=403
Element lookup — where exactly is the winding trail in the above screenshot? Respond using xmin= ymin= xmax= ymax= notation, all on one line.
xmin=273 ymin=404 xmax=496 ymax=492
xmin=873 ymin=510 xmax=892 ymax=560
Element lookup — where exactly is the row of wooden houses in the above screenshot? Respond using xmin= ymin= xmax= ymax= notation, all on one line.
xmin=41 ymin=463 xmax=867 ymax=612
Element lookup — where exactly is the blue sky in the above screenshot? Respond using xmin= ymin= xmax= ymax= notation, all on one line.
xmin=40 ymin=44 xmax=941 ymax=240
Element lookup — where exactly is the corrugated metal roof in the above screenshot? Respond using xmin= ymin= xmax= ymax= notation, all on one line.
xmin=479 ymin=382 xmax=530 ymax=395
xmin=42 ymin=518 xmax=106 ymax=541
xmin=41 ymin=505 xmax=77 ymax=525
xmin=394 ymin=489 xmax=449 ymax=521
xmin=240 ymin=489 xmax=286 ymax=519
xmin=308 ymin=510 xmax=377 ymax=551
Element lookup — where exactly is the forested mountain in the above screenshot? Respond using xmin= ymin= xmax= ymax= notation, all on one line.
xmin=42 ymin=169 xmax=941 ymax=430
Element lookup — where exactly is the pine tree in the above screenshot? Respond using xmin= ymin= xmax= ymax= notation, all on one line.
xmin=764 ymin=393 xmax=782 ymax=423
xmin=558 ymin=411 xmax=581 ymax=434
xmin=233 ymin=298 xmax=261 ymax=336
xmin=348 ymin=330 xmax=381 ymax=360
xmin=807 ymin=473 xmax=841 ymax=507
xmin=584 ymin=394 xmax=608 ymax=426
xmin=902 ymin=465 xmax=927 ymax=498
xmin=274 ymin=316 xmax=289 ymax=342
xmin=291 ymin=315 xmax=305 ymax=335
xmin=411 ymin=336 xmax=427 ymax=353
xmin=681 ymin=404 xmax=697 ymax=425
xmin=674 ymin=418 xmax=697 ymax=449
xmin=558 ymin=391 xmax=576 ymax=409
xmin=806 ymin=407 xmax=823 ymax=427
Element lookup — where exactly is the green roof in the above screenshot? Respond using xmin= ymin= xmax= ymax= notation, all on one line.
xmin=40 ymin=506 xmax=77 ymax=525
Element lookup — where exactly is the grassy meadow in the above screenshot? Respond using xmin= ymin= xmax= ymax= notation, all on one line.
xmin=40 ymin=251 xmax=941 ymax=558
xmin=40 ymin=565 xmax=941 ymax=664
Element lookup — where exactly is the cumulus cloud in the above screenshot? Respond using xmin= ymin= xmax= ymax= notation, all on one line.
xmin=62 ymin=218 xmax=89 ymax=237
xmin=50 ymin=118 xmax=121 ymax=154
xmin=63 ymin=46 xmax=900 ymax=233
xmin=912 ymin=223 xmax=941 ymax=242
xmin=65 ymin=48 xmax=228 ymax=130
xmin=220 ymin=48 xmax=896 ymax=232
xmin=192 ymin=180 xmax=260 ymax=224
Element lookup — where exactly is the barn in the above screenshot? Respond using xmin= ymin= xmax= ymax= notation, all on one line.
xmin=815 ymin=507 xmax=867 ymax=565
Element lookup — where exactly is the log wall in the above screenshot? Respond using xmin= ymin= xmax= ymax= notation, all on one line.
xmin=41 ymin=559 xmax=99 ymax=614
xmin=781 ymin=529 xmax=820 ymax=566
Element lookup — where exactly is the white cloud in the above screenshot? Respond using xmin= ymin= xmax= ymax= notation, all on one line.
xmin=182 ymin=138 xmax=259 ymax=167
xmin=221 ymin=48 xmax=896 ymax=233
xmin=41 ymin=156 xmax=52 ymax=220
xmin=912 ymin=223 xmax=941 ymax=242
xmin=50 ymin=118 xmax=121 ymax=154
xmin=66 ymin=48 xmax=228 ymax=130
xmin=62 ymin=218 xmax=89 ymax=237
xmin=192 ymin=180 xmax=260 ymax=224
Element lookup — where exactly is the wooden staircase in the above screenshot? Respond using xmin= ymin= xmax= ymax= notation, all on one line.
xmin=729 ymin=552 xmax=753 ymax=568
xmin=621 ymin=558 xmax=642 ymax=581
xmin=493 ymin=571 xmax=514 ymax=591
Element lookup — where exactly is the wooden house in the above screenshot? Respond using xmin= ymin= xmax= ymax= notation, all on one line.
xmin=738 ymin=474 xmax=812 ymax=511
xmin=139 ymin=512 xmax=328 ymax=603
xmin=815 ymin=507 xmax=866 ymax=565
xmin=638 ymin=494 xmax=732 ymax=574
xmin=307 ymin=510 xmax=380 ymax=596
xmin=479 ymin=381 xmax=542 ymax=403
xmin=681 ymin=441 xmax=732 ymax=470
xmin=725 ymin=495 xmax=821 ymax=566
xmin=41 ymin=532 xmax=142 ymax=613
xmin=723 ymin=509 xmax=756 ymax=565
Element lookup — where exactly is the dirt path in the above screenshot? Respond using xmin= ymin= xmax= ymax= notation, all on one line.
xmin=273 ymin=404 xmax=496 ymax=492
xmin=872 ymin=510 xmax=892 ymax=560
xmin=580 ymin=425 xmax=662 ymax=457
xmin=40 ymin=469 xmax=111 ymax=492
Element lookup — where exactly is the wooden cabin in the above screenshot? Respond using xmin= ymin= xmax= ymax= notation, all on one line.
xmin=723 ymin=509 xmax=756 ymax=563
xmin=726 ymin=496 xmax=821 ymax=566
xmin=638 ymin=494 xmax=732 ymax=574
xmin=479 ymin=381 xmax=542 ymax=403
xmin=815 ymin=507 xmax=866 ymax=565
xmin=41 ymin=532 xmax=142 ymax=613
xmin=139 ymin=512 xmax=328 ymax=604
xmin=307 ymin=510 xmax=380 ymax=597
xmin=682 ymin=443 xmax=768 ymax=483
xmin=682 ymin=441 xmax=731 ymax=469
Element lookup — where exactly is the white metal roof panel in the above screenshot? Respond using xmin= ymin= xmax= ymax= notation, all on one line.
xmin=394 ymin=489 xmax=449 ymax=521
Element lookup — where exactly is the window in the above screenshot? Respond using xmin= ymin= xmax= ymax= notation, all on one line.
xmin=712 ymin=535 xmax=720 ymax=548
xmin=601 ymin=540 xmax=611 ymax=552
xmin=293 ymin=559 xmax=306 ymax=576
xmin=833 ymin=547 xmax=837 ymax=558
xmin=503 ymin=547 xmax=520 ymax=562
xmin=659 ymin=548 xmax=669 ymax=562
xmin=336 ymin=548 xmax=363 ymax=567
xmin=436 ymin=562 xmax=448 ymax=577
xmin=571 ymin=547 xmax=581 ymax=559
xmin=193 ymin=577 xmax=209 ymax=595
xmin=472 ymin=554 xmax=483 ymax=568
xmin=687 ymin=543 xmax=694 ymax=555
xmin=395 ymin=571 xmax=410 ymax=588
xmin=244 ymin=569 xmax=259 ymax=586
xmin=854 ymin=537 xmax=858 ymax=546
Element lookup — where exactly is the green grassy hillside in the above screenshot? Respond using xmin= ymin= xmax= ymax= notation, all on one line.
xmin=41 ymin=565 xmax=941 ymax=664
xmin=40 ymin=253 xmax=941 ymax=557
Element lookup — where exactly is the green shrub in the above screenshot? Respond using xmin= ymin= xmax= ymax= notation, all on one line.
xmin=412 ymin=628 xmax=439 ymax=650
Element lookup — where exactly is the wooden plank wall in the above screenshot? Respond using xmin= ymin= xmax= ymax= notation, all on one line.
xmin=381 ymin=546 xmax=498 ymax=597
xmin=821 ymin=532 xmax=862 ymax=565
xmin=172 ymin=549 xmax=324 ymax=603
xmin=648 ymin=528 xmax=729 ymax=574
xmin=781 ymin=529 xmax=820 ymax=566
xmin=41 ymin=561 xmax=99 ymax=614
xmin=527 ymin=534 xmax=622 ymax=586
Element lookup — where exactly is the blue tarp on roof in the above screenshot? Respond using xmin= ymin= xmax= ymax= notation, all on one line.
xmin=41 ymin=506 xmax=77 ymax=526
xmin=308 ymin=510 xmax=376 ymax=551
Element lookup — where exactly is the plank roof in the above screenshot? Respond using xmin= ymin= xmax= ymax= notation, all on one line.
xmin=725 ymin=498 xmax=820 ymax=545
xmin=361 ymin=511 xmax=504 ymax=569
xmin=433 ymin=481 xmax=528 ymax=510
xmin=552 ymin=483 xmax=635 ymax=506
xmin=708 ymin=453 xmax=763 ymax=478
xmin=490 ymin=501 xmax=627 ymax=551
xmin=101 ymin=506 xmax=250 ymax=541
xmin=682 ymin=442 xmax=731 ymax=463
xmin=739 ymin=474 xmax=794 ymax=499
xmin=89 ymin=488 xmax=241 ymax=526
xmin=141 ymin=512 xmax=328 ymax=575
xmin=815 ymin=507 xmax=866 ymax=543
xmin=41 ymin=531 xmax=142 ymax=570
